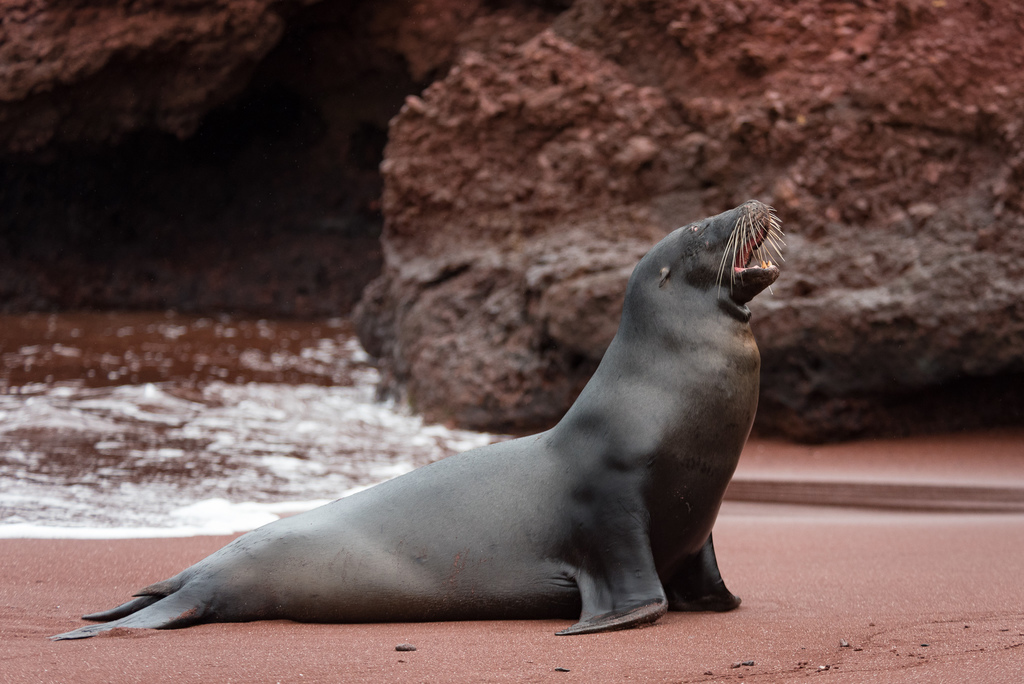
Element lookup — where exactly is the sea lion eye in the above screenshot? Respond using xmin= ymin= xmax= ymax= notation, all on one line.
xmin=659 ymin=266 xmax=670 ymax=287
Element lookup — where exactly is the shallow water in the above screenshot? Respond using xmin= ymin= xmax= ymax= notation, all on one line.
xmin=0 ymin=312 xmax=503 ymax=537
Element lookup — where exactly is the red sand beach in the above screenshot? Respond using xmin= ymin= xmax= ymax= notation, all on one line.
xmin=3 ymin=432 xmax=1023 ymax=683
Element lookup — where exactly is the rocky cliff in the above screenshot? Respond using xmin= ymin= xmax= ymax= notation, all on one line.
xmin=356 ymin=0 xmax=1024 ymax=440
xmin=2 ymin=0 xmax=1022 ymax=440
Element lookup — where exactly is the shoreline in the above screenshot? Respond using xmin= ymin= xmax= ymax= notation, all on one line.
xmin=3 ymin=430 xmax=1022 ymax=682
xmin=4 ymin=429 xmax=1022 ymax=540
xmin=3 ymin=503 xmax=1023 ymax=683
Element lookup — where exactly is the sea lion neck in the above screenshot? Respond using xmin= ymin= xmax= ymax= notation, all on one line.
xmin=717 ymin=296 xmax=752 ymax=323
xmin=620 ymin=285 xmax=747 ymax=345
xmin=546 ymin=291 xmax=755 ymax=458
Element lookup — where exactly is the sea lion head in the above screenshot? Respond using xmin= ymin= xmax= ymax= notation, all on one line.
xmin=632 ymin=200 xmax=783 ymax=323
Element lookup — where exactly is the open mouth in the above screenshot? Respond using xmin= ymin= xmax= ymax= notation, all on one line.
xmin=735 ymin=232 xmax=771 ymax=273
xmin=735 ymin=241 xmax=779 ymax=276
xmin=718 ymin=202 xmax=785 ymax=286
xmin=715 ymin=201 xmax=785 ymax=306
xmin=734 ymin=206 xmax=783 ymax=273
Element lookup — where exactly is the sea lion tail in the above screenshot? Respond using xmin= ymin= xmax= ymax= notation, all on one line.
xmin=50 ymin=578 xmax=204 ymax=640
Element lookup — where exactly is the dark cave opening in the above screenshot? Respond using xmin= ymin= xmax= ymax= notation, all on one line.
xmin=0 ymin=0 xmax=577 ymax=317
xmin=0 ymin=2 xmax=424 ymax=317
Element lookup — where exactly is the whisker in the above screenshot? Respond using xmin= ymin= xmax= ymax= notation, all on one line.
xmin=715 ymin=202 xmax=785 ymax=297
xmin=717 ymin=214 xmax=744 ymax=296
xmin=738 ymin=213 xmax=753 ymax=285
xmin=763 ymin=233 xmax=786 ymax=262
xmin=765 ymin=229 xmax=786 ymax=247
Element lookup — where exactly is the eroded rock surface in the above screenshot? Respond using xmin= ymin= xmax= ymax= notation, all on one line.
xmin=2 ymin=0 xmax=1021 ymax=439
xmin=0 ymin=0 xmax=293 ymax=152
xmin=357 ymin=0 xmax=1024 ymax=439
xmin=0 ymin=0 xmax=554 ymax=316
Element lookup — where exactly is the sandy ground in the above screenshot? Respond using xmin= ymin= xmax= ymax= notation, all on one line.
xmin=1 ymin=502 xmax=1022 ymax=683
xmin=3 ymin=431 xmax=1023 ymax=683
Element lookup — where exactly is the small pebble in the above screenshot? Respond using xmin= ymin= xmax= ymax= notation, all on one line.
xmin=818 ymin=665 xmax=831 ymax=671
xmin=704 ymin=671 xmax=713 ymax=676
xmin=555 ymin=667 xmax=570 ymax=672
xmin=921 ymin=643 xmax=929 ymax=647
xmin=840 ymin=639 xmax=850 ymax=648
xmin=853 ymin=647 xmax=863 ymax=652
xmin=395 ymin=643 xmax=417 ymax=652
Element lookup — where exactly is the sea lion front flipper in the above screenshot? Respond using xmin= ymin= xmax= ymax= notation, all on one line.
xmin=555 ymin=596 xmax=667 ymax=635
xmin=664 ymin=533 xmax=741 ymax=612
xmin=556 ymin=517 xmax=668 ymax=635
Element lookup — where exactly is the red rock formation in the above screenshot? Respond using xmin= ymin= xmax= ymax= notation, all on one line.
xmin=358 ymin=0 xmax=1024 ymax=439
xmin=0 ymin=0 xmax=559 ymax=317
xmin=0 ymin=0 xmax=293 ymax=151
xmin=2 ymin=0 xmax=1021 ymax=439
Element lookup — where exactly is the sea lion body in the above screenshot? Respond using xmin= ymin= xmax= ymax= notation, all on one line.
xmin=175 ymin=442 xmax=582 ymax=625
xmin=53 ymin=200 xmax=782 ymax=639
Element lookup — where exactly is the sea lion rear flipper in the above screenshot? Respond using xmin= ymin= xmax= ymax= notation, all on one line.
xmin=80 ymin=576 xmax=181 ymax=621
xmin=664 ymin=532 xmax=741 ymax=612
xmin=81 ymin=595 xmax=163 ymax=622
xmin=50 ymin=588 xmax=207 ymax=640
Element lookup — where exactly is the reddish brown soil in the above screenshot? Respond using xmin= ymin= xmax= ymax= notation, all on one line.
xmin=3 ymin=434 xmax=1023 ymax=683
xmin=730 ymin=430 xmax=1024 ymax=512
xmin=4 ymin=507 xmax=1022 ymax=683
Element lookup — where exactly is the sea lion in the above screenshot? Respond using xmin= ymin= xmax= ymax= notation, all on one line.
xmin=52 ymin=200 xmax=783 ymax=640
